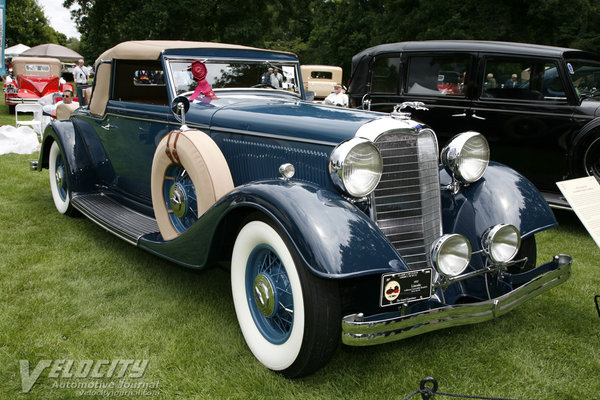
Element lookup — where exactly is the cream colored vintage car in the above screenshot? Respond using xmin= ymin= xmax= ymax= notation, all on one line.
xmin=300 ymin=65 xmax=342 ymax=99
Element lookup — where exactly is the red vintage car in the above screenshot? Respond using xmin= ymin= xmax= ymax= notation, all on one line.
xmin=4 ymin=56 xmax=67 ymax=113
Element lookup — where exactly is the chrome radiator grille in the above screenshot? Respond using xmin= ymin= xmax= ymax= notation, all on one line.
xmin=372 ymin=130 xmax=442 ymax=269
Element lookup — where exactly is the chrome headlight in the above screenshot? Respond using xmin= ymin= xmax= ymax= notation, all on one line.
xmin=482 ymin=224 xmax=521 ymax=264
xmin=440 ymin=131 xmax=489 ymax=183
xmin=431 ymin=234 xmax=471 ymax=277
xmin=329 ymin=138 xmax=383 ymax=198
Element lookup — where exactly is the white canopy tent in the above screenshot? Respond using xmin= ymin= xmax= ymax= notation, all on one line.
xmin=21 ymin=43 xmax=82 ymax=61
xmin=5 ymin=44 xmax=31 ymax=58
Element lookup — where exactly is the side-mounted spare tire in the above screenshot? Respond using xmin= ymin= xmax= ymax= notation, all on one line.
xmin=151 ymin=129 xmax=234 ymax=240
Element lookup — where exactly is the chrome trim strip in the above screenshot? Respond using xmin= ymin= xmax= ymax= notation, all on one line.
xmin=103 ymin=111 xmax=195 ymax=127
xmin=210 ymin=126 xmax=339 ymax=147
xmin=470 ymin=106 xmax=572 ymax=118
xmin=572 ymin=114 xmax=596 ymax=120
xmin=164 ymin=55 xmax=300 ymax=63
xmin=549 ymin=204 xmax=573 ymax=210
xmin=341 ymin=254 xmax=572 ymax=346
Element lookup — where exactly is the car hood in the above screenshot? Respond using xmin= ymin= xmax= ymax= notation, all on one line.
xmin=16 ymin=75 xmax=60 ymax=98
xmin=204 ymin=96 xmax=381 ymax=144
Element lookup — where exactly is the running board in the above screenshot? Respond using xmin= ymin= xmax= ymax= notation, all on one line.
xmin=72 ymin=193 xmax=159 ymax=245
xmin=542 ymin=191 xmax=571 ymax=210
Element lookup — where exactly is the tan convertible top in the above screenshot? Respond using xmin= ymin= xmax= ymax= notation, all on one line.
xmin=90 ymin=40 xmax=295 ymax=116
xmin=12 ymin=56 xmax=62 ymax=77
xmin=95 ymin=40 xmax=276 ymax=65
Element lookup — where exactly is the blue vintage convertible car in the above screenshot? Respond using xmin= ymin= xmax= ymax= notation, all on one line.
xmin=35 ymin=41 xmax=572 ymax=377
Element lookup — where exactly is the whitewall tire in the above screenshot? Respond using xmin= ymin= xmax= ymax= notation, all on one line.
xmin=48 ymin=141 xmax=77 ymax=216
xmin=231 ymin=215 xmax=340 ymax=377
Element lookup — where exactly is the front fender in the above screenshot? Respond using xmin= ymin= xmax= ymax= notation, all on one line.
xmin=38 ymin=120 xmax=96 ymax=193
xmin=139 ymin=180 xmax=408 ymax=279
xmin=440 ymin=162 xmax=557 ymax=248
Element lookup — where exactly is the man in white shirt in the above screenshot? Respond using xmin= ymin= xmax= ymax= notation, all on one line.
xmin=73 ymin=59 xmax=89 ymax=85
xmin=40 ymin=87 xmax=79 ymax=116
xmin=323 ymin=84 xmax=348 ymax=107
xmin=270 ymin=67 xmax=283 ymax=88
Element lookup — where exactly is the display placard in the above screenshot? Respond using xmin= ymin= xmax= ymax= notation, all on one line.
xmin=556 ymin=176 xmax=600 ymax=248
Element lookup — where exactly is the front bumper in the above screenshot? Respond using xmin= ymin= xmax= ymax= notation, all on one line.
xmin=5 ymin=97 xmax=40 ymax=105
xmin=342 ymin=254 xmax=572 ymax=346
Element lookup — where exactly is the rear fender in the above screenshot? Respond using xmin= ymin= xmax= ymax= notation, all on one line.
xmin=38 ymin=120 xmax=96 ymax=193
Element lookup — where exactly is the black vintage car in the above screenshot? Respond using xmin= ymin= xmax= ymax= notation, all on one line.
xmin=348 ymin=40 xmax=600 ymax=209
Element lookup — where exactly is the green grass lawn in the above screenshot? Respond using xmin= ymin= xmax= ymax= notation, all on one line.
xmin=0 ymin=105 xmax=599 ymax=399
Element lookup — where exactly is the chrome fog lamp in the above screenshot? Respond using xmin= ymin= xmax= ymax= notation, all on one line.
xmin=329 ymin=138 xmax=383 ymax=197
xmin=431 ymin=234 xmax=471 ymax=277
xmin=440 ymin=131 xmax=490 ymax=183
xmin=482 ymin=224 xmax=521 ymax=263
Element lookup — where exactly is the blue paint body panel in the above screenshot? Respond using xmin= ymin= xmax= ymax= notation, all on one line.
xmin=440 ymin=162 xmax=557 ymax=245
xmin=139 ymin=180 xmax=408 ymax=278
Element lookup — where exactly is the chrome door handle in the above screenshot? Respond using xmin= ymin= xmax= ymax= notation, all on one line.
xmin=101 ymin=123 xmax=115 ymax=130
xmin=471 ymin=112 xmax=486 ymax=120
xmin=452 ymin=113 xmax=467 ymax=117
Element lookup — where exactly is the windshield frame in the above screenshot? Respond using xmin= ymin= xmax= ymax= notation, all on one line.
xmin=565 ymin=58 xmax=600 ymax=101
xmin=164 ymin=55 xmax=303 ymax=101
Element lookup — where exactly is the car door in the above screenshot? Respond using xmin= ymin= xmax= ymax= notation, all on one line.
xmin=395 ymin=52 xmax=477 ymax=144
xmin=361 ymin=53 xmax=402 ymax=112
xmin=87 ymin=61 xmax=176 ymax=203
xmin=469 ymin=55 xmax=580 ymax=191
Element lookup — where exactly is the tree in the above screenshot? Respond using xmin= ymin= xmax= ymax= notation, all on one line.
xmin=63 ymin=0 xmax=600 ymax=78
xmin=6 ymin=0 xmax=68 ymax=47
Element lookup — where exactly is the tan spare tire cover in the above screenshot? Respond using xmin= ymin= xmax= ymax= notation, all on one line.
xmin=151 ymin=129 xmax=234 ymax=240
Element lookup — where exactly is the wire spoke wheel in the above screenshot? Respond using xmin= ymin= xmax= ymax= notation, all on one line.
xmin=163 ymin=165 xmax=198 ymax=234
xmin=246 ymin=244 xmax=294 ymax=344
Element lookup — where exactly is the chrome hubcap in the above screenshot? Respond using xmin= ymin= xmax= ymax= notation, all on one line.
xmin=169 ymin=183 xmax=187 ymax=218
xmin=253 ymin=273 xmax=276 ymax=317
xmin=55 ymin=167 xmax=63 ymax=188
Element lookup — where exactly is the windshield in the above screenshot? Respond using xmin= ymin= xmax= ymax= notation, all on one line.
xmin=167 ymin=59 xmax=301 ymax=98
xmin=566 ymin=59 xmax=600 ymax=100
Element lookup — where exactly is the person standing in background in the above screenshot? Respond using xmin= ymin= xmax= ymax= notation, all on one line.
xmin=73 ymin=59 xmax=89 ymax=85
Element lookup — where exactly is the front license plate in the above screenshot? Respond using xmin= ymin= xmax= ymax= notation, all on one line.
xmin=380 ymin=268 xmax=432 ymax=307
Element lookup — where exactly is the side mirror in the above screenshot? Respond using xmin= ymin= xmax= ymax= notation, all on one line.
xmin=305 ymin=90 xmax=315 ymax=102
xmin=171 ymin=96 xmax=190 ymax=128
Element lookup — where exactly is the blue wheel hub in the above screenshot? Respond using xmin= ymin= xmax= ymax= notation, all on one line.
xmin=54 ymin=155 xmax=67 ymax=201
xmin=246 ymin=244 xmax=294 ymax=344
xmin=163 ymin=165 xmax=198 ymax=233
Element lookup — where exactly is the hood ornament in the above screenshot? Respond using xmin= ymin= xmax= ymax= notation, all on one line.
xmin=391 ymin=102 xmax=428 ymax=119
